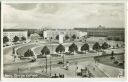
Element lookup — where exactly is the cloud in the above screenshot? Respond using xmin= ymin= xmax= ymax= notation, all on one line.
xmin=3 ymin=3 xmax=125 ymax=29
xmin=6 ymin=3 xmax=37 ymax=10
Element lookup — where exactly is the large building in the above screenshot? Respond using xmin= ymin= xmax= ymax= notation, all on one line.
xmin=74 ymin=26 xmax=124 ymax=37
xmin=3 ymin=29 xmax=28 ymax=42
xmin=43 ymin=29 xmax=87 ymax=40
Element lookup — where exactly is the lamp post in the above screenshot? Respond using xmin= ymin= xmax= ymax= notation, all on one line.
xmin=46 ymin=56 xmax=47 ymax=73
xmin=13 ymin=47 xmax=16 ymax=62
xmin=50 ymin=38 xmax=52 ymax=76
xmin=41 ymin=46 xmax=50 ymax=74
xmin=46 ymin=55 xmax=51 ymax=76
xmin=63 ymin=54 xmax=65 ymax=67
xmin=75 ymin=62 xmax=78 ymax=77
xmin=50 ymin=55 xmax=52 ymax=76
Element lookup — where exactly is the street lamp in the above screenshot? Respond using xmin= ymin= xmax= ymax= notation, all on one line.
xmin=18 ymin=67 xmax=20 ymax=74
xmin=75 ymin=61 xmax=78 ymax=77
xmin=46 ymin=56 xmax=47 ymax=73
xmin=49 ymin=55 xmax=52 ymax=76
xmin=63 ymin=54 xmax=65 ymax=67
xmin=46 ymin=55 xmax=51 ymax=76
xmin=61 ymin=54 xmax=65 ymax=67
xmin=50 ymin=38 xmax=52 ymax=76
xmin=13 ymin=47 xmax=16 ymax=62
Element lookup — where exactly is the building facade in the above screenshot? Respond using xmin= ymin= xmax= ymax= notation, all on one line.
xmin=74 ymin=26 xmax=124 ymax=37
xmin=43 ymin=29 xmax=87 ymax=40
xmin=3 ymin=29 xmax=28 ymax=42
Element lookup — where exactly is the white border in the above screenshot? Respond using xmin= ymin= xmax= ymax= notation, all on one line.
xmin=1 ymin=0 xmax=127 ymax=3
xmin=1 ymin=1 xmax=3 ymax=81
xmin=1 ymin=0 xmax=127 ymax=81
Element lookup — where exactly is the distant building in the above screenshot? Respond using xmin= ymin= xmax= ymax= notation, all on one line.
xmin=74 ymin=26 xmax=124 ymax=37
xmin=59 ymin=32 xmax=64 ymax=44
xmin=3 ymin=29 xmax=28 ymax=42
xmin=27 ymin=29 xmax=44 ymax=37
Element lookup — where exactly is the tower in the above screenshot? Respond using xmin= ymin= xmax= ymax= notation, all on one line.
xmin=59 ymin=32 xmax=64 ymax=44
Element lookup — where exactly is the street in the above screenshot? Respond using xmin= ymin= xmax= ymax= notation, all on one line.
xmin=3 ymin=39 xmax=125 ymax=78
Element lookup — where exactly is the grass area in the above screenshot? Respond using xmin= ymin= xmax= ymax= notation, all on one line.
xmin=16 ymin=44 xmax=40 ymax=56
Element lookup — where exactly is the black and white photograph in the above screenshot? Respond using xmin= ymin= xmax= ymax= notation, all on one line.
xmin=2 ymin=1 xmax=125 ymax=78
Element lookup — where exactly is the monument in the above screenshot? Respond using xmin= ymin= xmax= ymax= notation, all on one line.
xmin=59 ymin=32 xmax=64 ymax=44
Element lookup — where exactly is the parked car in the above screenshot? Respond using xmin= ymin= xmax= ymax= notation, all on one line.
xmin=76 ymin=51 xmax=86 ymax=54
xmin=88 ymin=50 xmax=97 ymax=53
xmin=81 ymin=69 xmax=89 ymax=77
xmin=64 ymin=52 xmax=74 ymax=55
xmin=29 ymin=57 xmax=36 ymax=62
xmin=57 ymin=61 xmax=64 ymax=64
xmin=30 ymin=58 xmax=36 ymax=62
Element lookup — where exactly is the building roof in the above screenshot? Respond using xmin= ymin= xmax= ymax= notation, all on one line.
xmin=74 ymin=27 xmax=125 ymax=32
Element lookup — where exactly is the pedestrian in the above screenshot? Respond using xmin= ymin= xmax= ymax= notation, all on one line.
xmin=76 ymin=66 xmax=78 ymax=70
xmin=59 ymin=73 xmax=61 ymax=77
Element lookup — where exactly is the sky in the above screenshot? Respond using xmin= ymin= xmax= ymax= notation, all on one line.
xmin=3 ymin=3 xmax=125 ymax=29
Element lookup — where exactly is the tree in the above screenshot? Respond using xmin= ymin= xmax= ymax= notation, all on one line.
xmin=68 ymin=43 xmax=78 ymax=53
xmin=93 ymin=42 xmax=101 ymax=51
xmin=65 ymin=35 xmax=69 ymax=40
xmin=56 ymin=44 xmax=65 ymax=53
xmin=122 ymin=36 xmax=124 ymax=42
xmin=56 ymin=35 xmax=59 ymax=40
xmin=21 ymin=36 xmax=26 ymax=41
xmin=13 ymin=36 xmax=19 ymax=42
xmin=72 ymin=34 xmax=76 ymax=40
xmin=3 ymin=36 xmax=9 ymax=43
xmin=56 ymin=44 xmax=65 ymax=66
xmin=24 ymin=49 xmax=34 ymax=57
xmin=81 ymin=43 xmax=89 ymax=52
xmin=41 ymin=46 xmax=50 ymax=56
xmin=28 ymin=29 xmax=35 ymax=37
xmin=39 ymin=31 xmax=44 ymax=38
xmin=101 ymin=42 xmax=109 ymax=49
